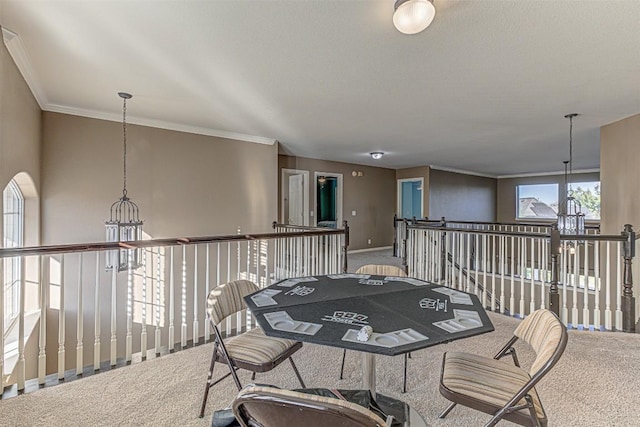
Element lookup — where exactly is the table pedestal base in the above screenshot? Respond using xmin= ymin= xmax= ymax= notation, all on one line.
xmin=361 ymin=352 xmax=376 ymax=394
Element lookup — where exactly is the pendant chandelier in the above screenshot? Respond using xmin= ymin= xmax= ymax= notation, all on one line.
xmin=105 ymin=92 xmax=143 ymax=271
xmin=556 ymin=113 xmax=585 ymax=235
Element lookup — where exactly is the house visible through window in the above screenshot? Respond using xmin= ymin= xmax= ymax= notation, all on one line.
xmin=569 ymin=181 xmax=600 ymax=220
xmin=517 ymin=184 xmax=559 ymax=219
xmin=3 ymin=179 xmax=24 ymax=332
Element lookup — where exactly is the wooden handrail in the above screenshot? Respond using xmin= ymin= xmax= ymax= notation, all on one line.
xmin=0 ymin=227 xmax=347 ymax=258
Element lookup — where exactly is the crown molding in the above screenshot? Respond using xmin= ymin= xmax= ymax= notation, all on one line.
xmin=2 ymin=27 xmax=274 ymax=146
xmin=497 ymin=168 xmax=600 ymax=179
xmin=2 ymin=27 xmax=48 ymax=109
xmin=45 ymin=103 xmax=276 ymax=145
xmin=429 ymin=164 xmax=497 ymax=179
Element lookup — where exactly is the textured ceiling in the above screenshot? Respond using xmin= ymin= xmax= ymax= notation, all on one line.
xmin=1 ymin=0 xmax=639 ymax=176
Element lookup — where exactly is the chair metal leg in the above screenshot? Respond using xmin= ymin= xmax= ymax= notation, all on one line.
xmin=402 ymin=353 xmax=408 ymax=393
xmin=289 ymin=357 xmax=306 ymax=388
xmin=199 ymin=342 xmax=219 ymax=418
xmin=339 ymin=349 xmax=347 ymax=379
xmin=439 ymin=402 xmax=457 ymax=419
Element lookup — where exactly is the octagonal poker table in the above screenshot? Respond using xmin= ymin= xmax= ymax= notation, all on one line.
xmin=244 ymin=273 xmax=494 ymax=393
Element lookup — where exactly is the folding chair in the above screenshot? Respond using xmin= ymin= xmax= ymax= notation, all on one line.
xmin=339 ymin=264 xmax=411 ymax=392
xmin=439 ymin=309 xmax=568 ymax=426
xmin=199 ymin=280 xmax=305 ymax=417
xmin=232 ymin=385 xmax=393 ymax=427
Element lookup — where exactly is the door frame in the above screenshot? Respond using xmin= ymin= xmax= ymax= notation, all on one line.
xmin=397 ymin=177 xmax=424 ymax=219
xmin=281 ymin=169 xmax=309 ymax=226
xmin=314 ymin=171 xmax=343 ymax=227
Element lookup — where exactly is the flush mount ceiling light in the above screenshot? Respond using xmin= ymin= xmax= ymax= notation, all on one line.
xmin=370 ymin=152 xmax=384 ymax=160
xmin=393 ymin=0 xmax=436 ymax=35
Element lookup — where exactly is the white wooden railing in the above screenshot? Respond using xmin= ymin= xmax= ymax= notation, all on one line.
xmin=0 ymin=223 xmax=348 ymax=394
xmin=403 ymin=221 xmax=637 ymax=332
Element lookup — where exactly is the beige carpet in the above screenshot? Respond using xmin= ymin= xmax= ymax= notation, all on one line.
xmin=1 ymin=311 xmax=640 ymax=426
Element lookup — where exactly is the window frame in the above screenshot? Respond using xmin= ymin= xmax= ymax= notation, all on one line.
xmin=516 ymin=183 xmax=560 ymax=221
xmin=3 ymin=179 xmax=25 ymax=332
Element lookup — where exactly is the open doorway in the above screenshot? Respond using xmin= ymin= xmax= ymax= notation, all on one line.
xmin=314 ymin=172 xmax=343 ymax=228
xmin=281 ymin=169 xmax=309 ymax=226
xmin=397 ymin=178 xmax=423 ymax=219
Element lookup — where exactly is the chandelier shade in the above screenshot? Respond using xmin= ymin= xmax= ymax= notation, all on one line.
xmin=105 ymin=92 xmax=143 ymax=271
xmin=393 ymin=0 xmax=436 ymax=35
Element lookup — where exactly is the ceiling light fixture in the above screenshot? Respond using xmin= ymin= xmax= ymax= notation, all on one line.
xmin=105 ymin=92 xmax=144 ymax=271
xmin=370 ymin=152 xmax=384 ymax=160
xmin=393 ymin=0 xmax=436 ymax=35
xmin=557 ymin=113 xmax=585 ymax=235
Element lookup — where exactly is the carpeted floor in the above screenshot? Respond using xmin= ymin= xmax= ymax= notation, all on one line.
xmin=1 ymin=250 xmax=640 ymax=426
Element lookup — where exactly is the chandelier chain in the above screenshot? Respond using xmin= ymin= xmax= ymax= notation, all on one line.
xmin=122 ymin=95 xmax=128 ymax=198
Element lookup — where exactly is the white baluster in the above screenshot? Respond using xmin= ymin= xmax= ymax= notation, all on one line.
xmin=594 ymin=241 xmax=601 ymax=329
xmin=60 ymin=255 xmax=67 ymax=378
xmin=519 ymin=238 xmax=525 ymax=317
xmin=18 ymin=256 xmax=26 ymax=389
xmin=193 ymin=245 xmax=199 ymax=345
xmin=615 ymin=242 xmax=622 ymax=330
xmin=561 ymin=243 xmax=568 ymax=324
xmin=94 ymin=253 xmax=100 ymax=371
xmin=605 ymin=241 xmax=612 ymax=330
xmin=226 ymin=242 xmax=231 ymax=336
xmin=181 ymin=245 xmax=187 ymax=348
xmin=572 ymin=241 xmax=578 ymax=328
xmin=110 ymin=258 xmax=117 ymax=366
xmin=168 ymin=247 xmax=175 ymax=352
xmin=141 ymin=248 xmax=148 ymax=359
xmin=491 ymin=235 xmax=496 ymax=311
xmin=583 ymin=240 xmax=590 ymax=329
xmin=39 ymin=255 xmax=48 ymax=383
xmin=155 ymin=246 xmax=162 ymax=355
xmin=204 ymin=244 xmax=211 ymax=342
xmin=529 ymin=238 xmax=535 ymax=314
xmin=76 ymin=253 xmax=84 ymax=375
xmin=126 ymin=251 xmax=133 ymax=363
xmin=499 ymin=235 xmax=505 ymax=313
xmin=509 ymin=236 xmax=515 ymax=314
xmin=0 ymin=255 xmax=3 ymax=389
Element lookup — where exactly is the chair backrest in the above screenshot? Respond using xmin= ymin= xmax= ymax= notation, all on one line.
xmin=232 ymin=386 xmax=388 ymax=427
xmin=356 ymin=264 xmax=407 ymax=277
xmin=206 ymin=280 xmax=259 ymax=324
xmin=514 ymin=309 xmax=568 ymax=376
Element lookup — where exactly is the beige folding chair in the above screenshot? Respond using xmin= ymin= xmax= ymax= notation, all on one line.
xmin=232 ymin=385 xmax=393 ymax=427
xmin=339 ymin=264 xmax=411 ymax=392
xmin=199 ymin=280 xmax=305 ymax=418
xmin=438 ymin=309 xmax=568 ymax=427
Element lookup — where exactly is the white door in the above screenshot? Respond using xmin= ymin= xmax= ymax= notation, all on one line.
xmin=288 ymin=174 xmax=304 ymax=225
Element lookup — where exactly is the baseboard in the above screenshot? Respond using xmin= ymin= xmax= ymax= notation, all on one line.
xmin=348 ymin=246 xmax=393 ymax=254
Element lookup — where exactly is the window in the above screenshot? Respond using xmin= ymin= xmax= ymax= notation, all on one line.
xmin=569 ymin=181 xmax=600 ymax=220
xmin=517 ymin=184 xmax=558 ymax=219
xmin=3 ymin=179 xmax=24 ymax=331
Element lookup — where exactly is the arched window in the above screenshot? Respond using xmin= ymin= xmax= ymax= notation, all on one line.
xmin=3 ymin=179 xmax=24 ymax=331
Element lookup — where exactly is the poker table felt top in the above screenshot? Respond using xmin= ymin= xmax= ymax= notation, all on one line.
xmin=244 ymin=274 xmax=494 ymax=356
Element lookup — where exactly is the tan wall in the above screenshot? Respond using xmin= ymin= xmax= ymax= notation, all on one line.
xmin=41 ymin=112 xmax=278 ymax=373
xmin=496 ymin=171 xmax=600 ymax=223
xmin=41 ymin=112 xmax=278 ymax=244
xmin=429 ymin=169 xmax=496 ymax=221
xmin=396 ymin=166 xmax=430 ymax=218
xmin=279 ymin=155 xmax=396 ymax=250
xmin=1 ymin=25 xmax=42 ymax=380
xmin=601 ymin=114 xmax=640 ymax=319
xmin=601 ymin=114 xmax=640 ymax=234
xmin=0 ymin=31 xmax=41 ymax=218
